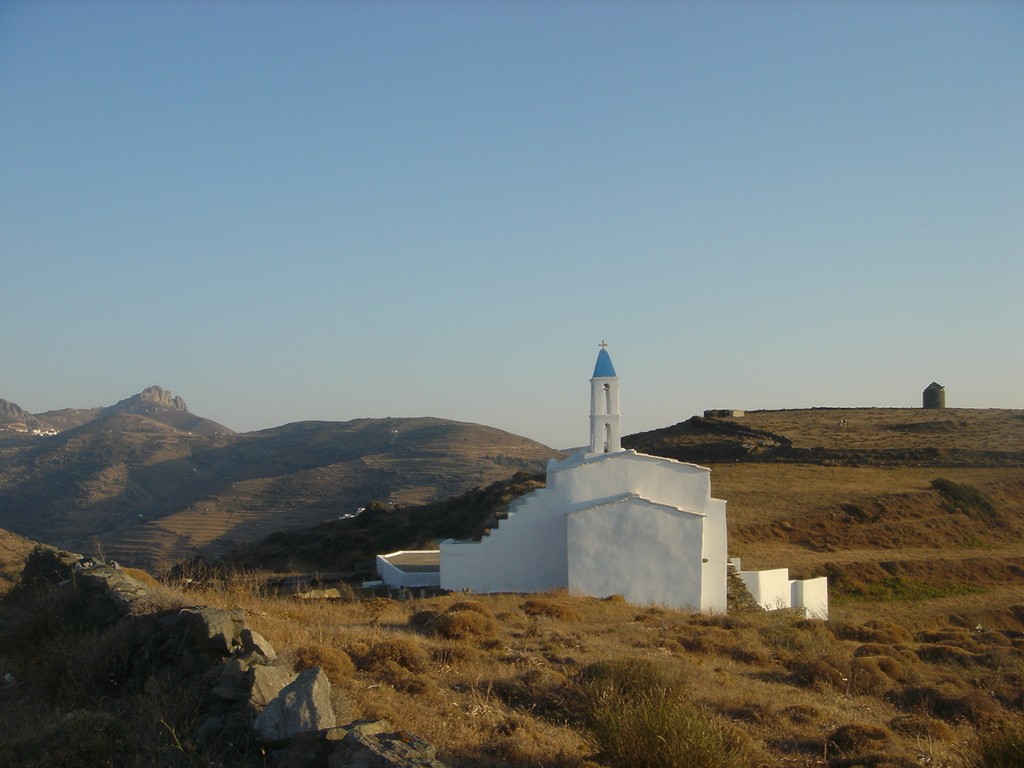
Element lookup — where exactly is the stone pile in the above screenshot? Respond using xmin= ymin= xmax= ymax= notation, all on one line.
xmin=18 ymin=545 xmax=448 ymax=768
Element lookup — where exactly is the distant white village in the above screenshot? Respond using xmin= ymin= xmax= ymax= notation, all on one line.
xmin=377 ymin=345 xmax=829 ymax=618
xmin=1 ymin=424 xmax=58 ymax=437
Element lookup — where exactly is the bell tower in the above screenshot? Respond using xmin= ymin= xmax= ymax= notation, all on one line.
xmin=589 ymin=341 xmax=622 ymax=455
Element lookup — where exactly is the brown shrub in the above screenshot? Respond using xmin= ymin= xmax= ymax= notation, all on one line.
xmin=674 ymin=625 xmax=769 ymax=665
xmin=586 ymin=693 xmax=757 ymax=768
xmin=830 ymin=620 xmax=912 ymax=644
xmin=494 ymin=668 xmax=576 ymax=720
xmin=434 ymin=610 xmax=499 ymax=640
xmin=915 ymin=629 xmax=976 ymax=646
xmin=760 ymin=613 xmax=835 ymax=662
xmin=431 ymin=643 xmax=482 ymax=666
xmin=853 ymin=643 xmax=915 ymax=661
xmin=791 ymin=654 xmax=851 ymax=689
xmin=887 ymin=684 xmax=1002 ymax=724
xmin=578 ymin=656 xmax=684 ymax=701
xmin=722 ymin=700 xmax=773 ymax=724
xmin=780 ymin=704 xmax=820 ymax=724
xmin=725 ymin=642 xmax=770 ymax=665
xmin=888 ymin=713 xmax=954 ymax=741
xmin=972 ymin=721 xmax=1024 ymax=768
xmin=827 ymin=722 xmax=893 ymax=754
xmin=374 ymin=659 xmax=436 ymax=694
xmin=357 ymin=636 xmax=427 ymax=674
xmin=292 ymin=644 xmax=354 ymax=684
xmin=873 ymin=655 xmax=909 ymax=680
xmin=674 ymin=626 xmax=727 ymax=654
xmin=915 ymin=643 xmax=982 ymax=666
xmin=446 ymin=600 xmax=493 ymax=617
xmin=849 ymin=657 xmax=901 ymax=695
xmin=408 ymin=609 xmax=442 ymax=633
xmin=523 ymin=598 xmax=583 ymax=622
xmin=633 ymin=607 xmax=667 ymax=623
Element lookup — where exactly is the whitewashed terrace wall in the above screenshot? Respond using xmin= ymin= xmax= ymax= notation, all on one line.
xmin=739 ymin=566 xmax=830 ymax=619
xmin=376 ymin=552 xmax=441 ymax=589
xmin=740 ymin=568 xmax=792 ymax=611
xmin=440 ymin=488 xmax=568 ymax=593
xmin=791 ymin=576 xmax=829 ymax=619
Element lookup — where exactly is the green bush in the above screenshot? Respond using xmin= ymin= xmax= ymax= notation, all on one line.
xmin=586 ymin=690 xmax=754 ymax=768
xmin=579 ymin=657 xmax=754 ymax=768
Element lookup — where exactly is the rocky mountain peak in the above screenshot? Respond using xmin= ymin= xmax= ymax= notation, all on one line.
xmin=0 ymin=398 xmax=41 ymax=427
xmin=107 ymin=386 xmax=189 ymax=415
xmin=0 ymin=399 xmax=31 ymax=420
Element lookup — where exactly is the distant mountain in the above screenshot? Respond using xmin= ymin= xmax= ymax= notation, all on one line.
xmin=0 ymin=390 xmax=562 ymax=568
xmin=0 ymin=399 xmax=44 ymax=431
xmin=3 ymin=385 xmax=234 ymax=437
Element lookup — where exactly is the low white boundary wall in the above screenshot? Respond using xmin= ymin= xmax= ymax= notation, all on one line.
xmin=376 ymin=551 xmax=441 ymax=589
xmin=735 ymin=559 xmax=829 ymax=619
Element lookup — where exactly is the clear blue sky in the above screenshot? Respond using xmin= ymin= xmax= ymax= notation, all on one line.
xmin=2 ymin=1 xmax=1022 ymax=449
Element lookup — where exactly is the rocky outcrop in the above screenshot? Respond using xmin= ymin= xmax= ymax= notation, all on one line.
xmin=273 ymin=720 xmax=450 ymax=768
xmin=255 ymin=667 xmax=336 ymax=743
xmin=19 ymin=549 xmax=446 ymax=768
xmin=326 ymin=721 xmax=449 ymax=768
xmin=105 ymin=385 xmax=189 ymax=415
xmin=0 ymin=398 xmax=41 ymax=429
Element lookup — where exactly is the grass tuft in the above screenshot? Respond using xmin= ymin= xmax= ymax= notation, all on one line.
xmin=973 ymin=722 xmax=1024 ymax=768
xmin=579 ymin=657 xmax=755 ymax=768
xmin=292 ymin=643 xmax=355 ymax=683
xmin=523 ymin=597 xmax=583 ymax=622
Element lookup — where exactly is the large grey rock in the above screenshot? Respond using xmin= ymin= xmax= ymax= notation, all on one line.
xmin=327 ymin=721 xmax=449 ymax=768
xmin=254 ymin=667 xmax=335 ymax=744
xmin=250 ymin=664 xmax=297 ymax=708
xmin=77 ymin=564 xmax=151 ymax=622
xmin=19 ymin=545 xmax=84 ymax=587
xmin=242 ymin=627 xmax=278 ymax=661
xmin=179 ymin=607 xmax=247 ymax=653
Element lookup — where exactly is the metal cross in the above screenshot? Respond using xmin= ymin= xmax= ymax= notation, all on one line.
xmin=599 ymin=340 xmax=608 ymax=349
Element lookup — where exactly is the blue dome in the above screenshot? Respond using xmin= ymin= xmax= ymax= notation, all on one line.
xmin=592 ymin=348 xmax=617 ymax=378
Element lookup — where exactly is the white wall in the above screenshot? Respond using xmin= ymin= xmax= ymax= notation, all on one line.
xmin=567 ymin=496 xmax=706 ymax=610
xmin=376 ymin=553 xmax=441 ymax=589
xmin=440 ymin=488 xmax=568 ymax=593
xmin=699 ymin=497 xmax=729 ymax=612
xmin=740 ymin=568 xmax=792 ymax=611
xmin=791 ymin=576 xmax=829 ymax=619
xmin=551 ymin=452 xmax=714 ymax=515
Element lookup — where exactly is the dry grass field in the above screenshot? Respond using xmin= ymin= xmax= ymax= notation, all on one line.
xmin=158 ymin=576 xmax=1021 ymax=768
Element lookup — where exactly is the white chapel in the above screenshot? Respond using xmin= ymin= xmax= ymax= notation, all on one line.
xmin=439 ymin=345 xmax=730 ymax=612
xmin=378 ymin=345 xmax=828 ymax=617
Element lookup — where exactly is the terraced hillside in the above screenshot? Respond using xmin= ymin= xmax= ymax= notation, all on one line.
xmin=638 ymin=408 xmax=1024 ymax=626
